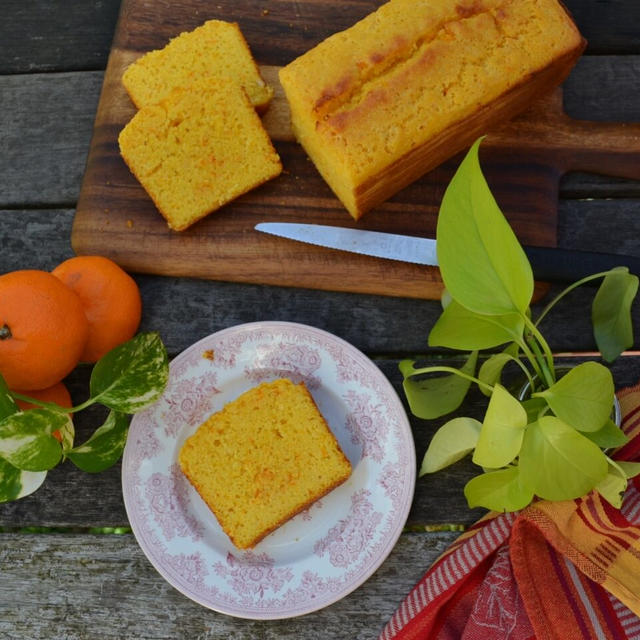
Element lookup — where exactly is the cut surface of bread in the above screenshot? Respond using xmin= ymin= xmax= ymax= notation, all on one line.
xmin=122 ymin=19 xmax=273 ymax=112
xmin=178 ymin=378 xmax=352 ymax=549
xmin=118 ymin=79 xmax=282 ymax=231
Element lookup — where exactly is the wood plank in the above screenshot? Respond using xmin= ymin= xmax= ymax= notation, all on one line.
xmin=0 ymin=531 xmax=457 ymax=637
xmin=0 ymin=72 xmax=103 ymax=207
xmin=1 ymin=0 xmax=639 ymax=77
xmin=1 ymin=201 xmax=640 ymax=357
xmin=562 ymin=0 xmax=640 ymax=55
xmin=0 ymin=0 xmax=120 ymax=74
xmin=564 ymin=56 xmax=640 ymax=122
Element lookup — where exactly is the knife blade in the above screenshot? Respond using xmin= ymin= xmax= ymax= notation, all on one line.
xmin=255 ymin=222 xmax=640 ymax=283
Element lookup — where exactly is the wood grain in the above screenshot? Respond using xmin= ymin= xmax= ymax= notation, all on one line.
xmin=70 ymin=0 xmax=639 ymax=299
xmin=3 ymin=199 xmax=640 ymax=360
xmin=0 ymin=531 xmax=457 ymax=639
xmin=2 ymin=0 xmax=639 ymax=75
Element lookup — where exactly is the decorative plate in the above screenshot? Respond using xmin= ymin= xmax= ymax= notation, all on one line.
xmin=122 ymin=321 xmax=416 ymax=619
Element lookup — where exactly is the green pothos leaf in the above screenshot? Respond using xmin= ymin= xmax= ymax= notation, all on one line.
xmin=520 ymin=401 xmax=550 ymax=431
xmin=428 ymin=300 xmax=524 ymax=351
xmin=464 ymin=466 xmax=534 ymax=512
xmin=90 ymin=332 xmax=169 ymax=413
xmin=67 ymin=411 xmax=129 ymax=473
xmin=473 ymin=385 xmax=528 ymax=469
xmin=57 ymin=416 xmax=75 ymax=453
xmin=519 ymin=416 xmax=608 ymax=502
xmin=596 ymin=466 xmax=628 ymax=508
xmin=420 ymin=417 xmax=482 ymax=475
xmin=0 ymin=408 xmax=64 ymax=471
xmin=583 ymin=419 xmax=629 ymax=449
xmin=534 ymin=362 xmax=615 ymax=432
xmin=0 ymin=458 xmax=47 ymax=503
xmin=596 ymin=459 xmax=640 ymax=508
xmin=400 ymin=351 xmax=478 ymax=420
xmin=436 ymin=138 xmax=534 ymax=316
xmin=592 ymin=267 xmax=638 ymax=363
xmin=0 ymin=375 xmax=48 ymax=501
xmin=0 ymin=376 xmax=19 ymax=419
xmin=478 ymin=343 xmax=521 ymax=398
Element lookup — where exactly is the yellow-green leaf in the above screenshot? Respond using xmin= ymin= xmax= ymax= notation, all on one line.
xmin=592 ymin=268 xmax=638 ymax=363
xmin=400 ymin=351 xmax=478 ymax=420
xmin=464 ymin=466 xmax=533 ymax=512
xmin=473 ymin=385 xmax=527 ymax=468
xmin=519 ymin=416 xmax=608 ymax=501
xmin=535 ymin=362 xmax=614 ymax=432
xmin=436 ymin=138 xmax=534 ymax=315
xmin=420 ymin=417 xmax=482 ymax=475
xmin=428 ymin=300 xmax=524 ymax=351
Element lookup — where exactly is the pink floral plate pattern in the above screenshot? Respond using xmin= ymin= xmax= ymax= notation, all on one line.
xmin=122 ymin=321 xmax=416 ymax=619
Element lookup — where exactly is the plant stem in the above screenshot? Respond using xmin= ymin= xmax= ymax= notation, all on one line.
xmin=508 ymin=355 xmax=536 ymax=391
xmin=534 ymin=270 xmax=616 ymax=327
xmin=406 ymin=365 xmax=493 ymax=394
xmin=513 ymin=335 xmax=545 ymax=383
xmin=9 ymin=391 xmax=95 ymax=415
xmin=523 ymin=316 xmax=556 ymax=388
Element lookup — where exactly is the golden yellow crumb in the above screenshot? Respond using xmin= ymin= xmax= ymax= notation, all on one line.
xmin=122 ymin=19 xmax=273 ymax=112
xmin=178 ymin=379 xmax=352 ymax=549
xmin=118 ymin=79 xmax=282 ymax=231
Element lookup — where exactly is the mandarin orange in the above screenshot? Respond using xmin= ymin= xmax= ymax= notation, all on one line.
xmin=0 ymin=270 xmax=89 ymax=390
xmin=52 ymin=256 xmax=142 ymax=363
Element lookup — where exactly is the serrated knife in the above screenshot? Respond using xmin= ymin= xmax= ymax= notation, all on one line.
xmin=255 ymin=222 xmax=640 ymax=282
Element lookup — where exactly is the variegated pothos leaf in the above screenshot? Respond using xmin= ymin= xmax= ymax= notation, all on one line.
xmin=67 ymin=411 xmax=129 ymax=473
xmin=0 ymin=408 xmax=64 ymax=471
xmin=89 ymin=332 xmax=169 ymax=413
xmin=0 ymin=457 xmax=47 ymax=503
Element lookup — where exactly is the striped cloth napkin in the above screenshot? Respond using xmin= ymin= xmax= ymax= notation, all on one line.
xmin=380 ymin=382 xmax=640 ymax=640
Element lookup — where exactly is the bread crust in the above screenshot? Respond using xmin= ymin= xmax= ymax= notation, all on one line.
xmin=279 ymin=0 xmax=587 ymax=219
xmin=352 ymin=42 xmax=585 ymax=216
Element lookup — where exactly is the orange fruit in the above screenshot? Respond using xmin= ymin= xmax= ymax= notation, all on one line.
xmin=0 ymin=270 xmax=89 ymax=390
xmin=52 ymin=256 xmax=142 ymax=363
xmin=14 ymin=381 xmax=73 ymax=443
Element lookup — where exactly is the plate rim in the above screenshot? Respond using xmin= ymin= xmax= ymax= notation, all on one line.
xmin=122 ymin=320 xmax=416 ymax=619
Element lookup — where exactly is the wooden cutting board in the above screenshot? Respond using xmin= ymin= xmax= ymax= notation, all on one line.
xmin=72 ymin=0 xmax=640 ymax=300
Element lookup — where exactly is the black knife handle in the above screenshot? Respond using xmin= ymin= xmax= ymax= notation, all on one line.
xmin=523 ymin=245 xmax=640 ymax=283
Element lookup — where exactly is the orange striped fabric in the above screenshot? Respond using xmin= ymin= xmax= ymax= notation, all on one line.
xmin=380 ymin=382 xmax=640 ymax=640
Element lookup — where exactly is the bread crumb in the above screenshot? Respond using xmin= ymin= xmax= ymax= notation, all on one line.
xmin=118 ymin=79 xmax=282 ymax=231
xmin=178 ymin=379 xmax=351 ymax=549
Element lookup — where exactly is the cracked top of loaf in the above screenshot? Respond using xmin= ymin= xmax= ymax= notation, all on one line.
xmin=279 ymin=0 xmax=584 ymax=217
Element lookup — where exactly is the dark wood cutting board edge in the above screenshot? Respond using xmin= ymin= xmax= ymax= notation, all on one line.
xmin=71 ymin=1 xmax=640 ymax=300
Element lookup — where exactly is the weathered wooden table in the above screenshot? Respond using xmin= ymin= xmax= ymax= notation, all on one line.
xmin=1 ymin=1 xmax=639 ymax=637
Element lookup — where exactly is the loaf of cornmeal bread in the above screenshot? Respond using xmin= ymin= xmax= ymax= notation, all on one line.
xmin=122 ymin=20 xmax=273 ymax=112
xmin=178 ymin=378 xmax=352 ymax=549
xmin=279 ymin=0 xmax=586 ymax=219
xmin=118 ymin=79 xmax=282 ymax=231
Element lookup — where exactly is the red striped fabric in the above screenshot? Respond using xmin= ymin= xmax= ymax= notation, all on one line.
xmin=379 ymin=383 xmax=640 ymax=640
